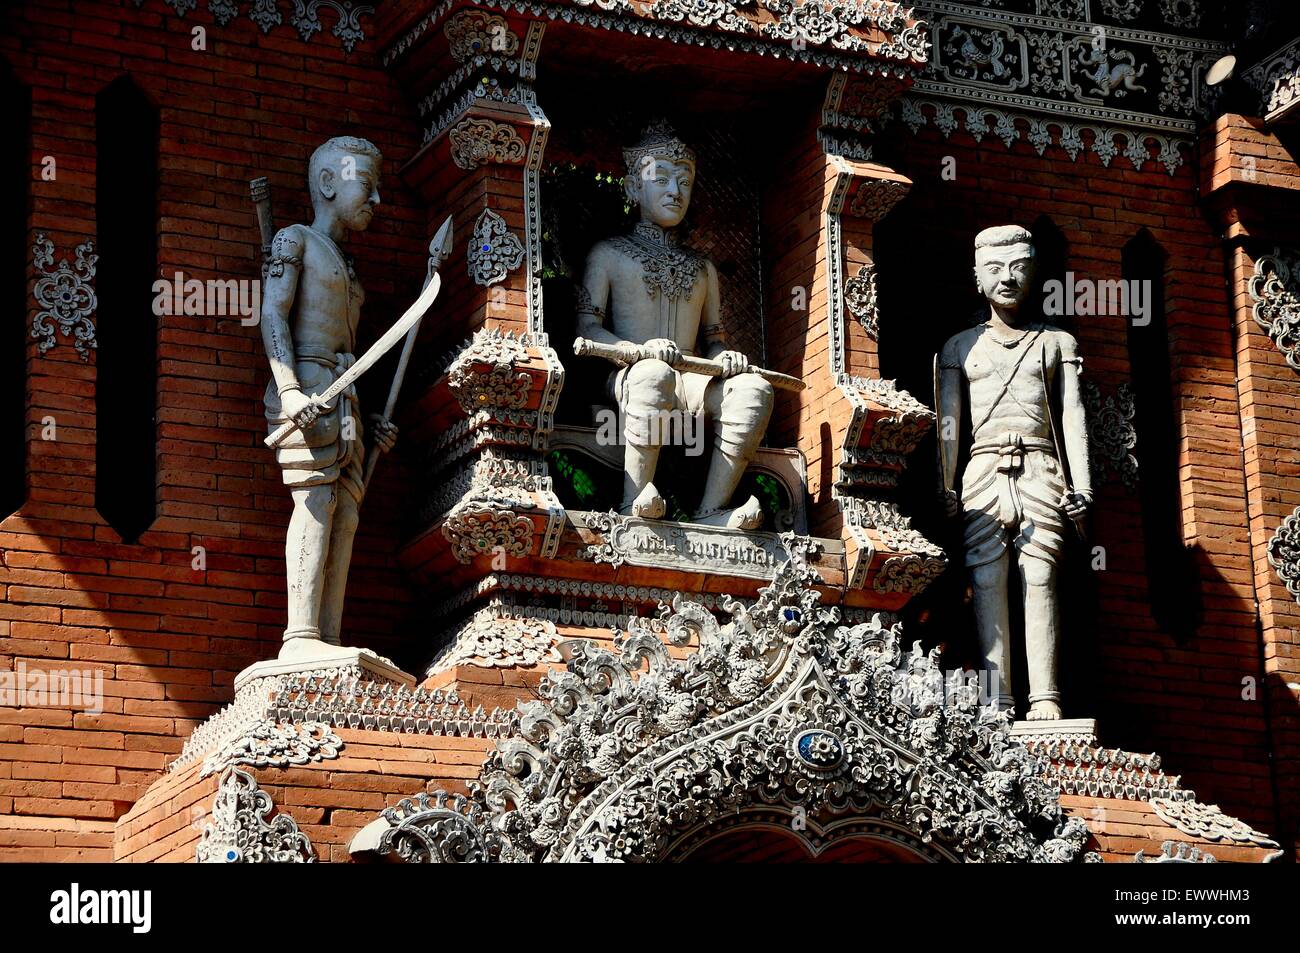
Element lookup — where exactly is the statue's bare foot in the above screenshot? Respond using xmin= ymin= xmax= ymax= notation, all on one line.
xmin=278 ymin=636 xmax=355 ymax=662
xmin=1026 ymin=699 xmax=1062 ymax=721
xmin=630 ymin=483 xmax=666 ymax=520
xmin=695 ymin=495 xmax=763 ymax=530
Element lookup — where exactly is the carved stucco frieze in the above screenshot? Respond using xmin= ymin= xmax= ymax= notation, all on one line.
xmin=442 ymin=503 xmax=534 ymax=564
xmin=445 ymin=328 xmax=531 ymax=406
xmin=138 ymin=0 xmax=372 ymax=51
xmin=444 ymin=9 xmax=520 ymax=60
xmin=847 ymin=178 xmax=910 ymax=220
xmin=427 ymin=609 xmax=562 ymax=675
xmin=422 ymin=450 xmax=549 ymax=521
xmin=1097 ymin=0 xmax=1143 ymax=21
xmin=1248 ymin=248 xmax=1300 ymax=370
xmin=837 ymin=378 xmax=937 ymax=514
xmin=1244 ymin=36 xmax=1300 ymax=123
xmin=352 ymin=791 xmax=499 ymax=862
xmin=197 ymin=766 xmax=315 ymax=863
xmin=432 ymin=576 xmax=888 ymax=634
xmin=348 ymin=543 xmax=1092 ymax=864
xmin=467 ymin=208 xmax=526 ymax=286
xmin=876 ymin=522 xmax=938 ymax=560
xmin=846 ymin=375 xmax=934 ymax=457
xmin=449 ymin=118 xmax=527 ymax=170
xmin=913 ymin=2 xmax=1223 ymax=141
xmin=267 ymin=676 xmax=516 ymax=736
xmin=1134 ymin=841 xmax=1217 ymax=863
xmin=843 ymin=263 xmax=880 ymax=339
xmin=1082 ymin=380 xmax=1138 ymax=490
xmin=818 ymin=74 xmax=899 ymax=159
xmin=1157 ymin=0 xmax=1203 ymax=31
xmin=447 ymin=331 xmax=533 ymax=413
xmin=451 ymin=363 xmax=531 ymax=409
xmin=1149 ymin=797 xmax=1279 ymax=848
xmin=285 ymin=0 xmax=370 ymax=48
xmin=656 ymin=0 xmax=749 ymax=32
xmin=1267 ymin=506 xmax=1300 ymax=607
xmin=386 ymin=0 xmax=928 ymax=73
xmin=898 ymin=97 xmax=1190 ymax=174
xmin=1020 ymin=732 xmax=1188 ymax=801
xmin=31 ymin=233 xmax=97 ymax=361
xmin=432 ymin=327 xmax=565 ymax=560
xmin=873 ymin=552 xmax=947 ymax=594
xmin=200 ymin=719 xmax=342 ymax=778
xmin=872 ymin=521 xmax=947 ymax=594
xmin=171 ymin=667 xmax=516 ymax=775
xmin=844 ymin=498 xmax=948 ymax=594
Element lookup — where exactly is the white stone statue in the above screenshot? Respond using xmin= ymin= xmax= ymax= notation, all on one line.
xmin=258 ymin=136 xmax=398 ymax=661
xmin=576 ymin=122 xmax=774 ymax=529
xmin=936 ymin=225 xmax=1092 ymax=720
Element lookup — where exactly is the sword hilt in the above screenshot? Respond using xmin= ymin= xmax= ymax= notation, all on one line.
xmin=266 ymin=418 xmax=298 ymax=449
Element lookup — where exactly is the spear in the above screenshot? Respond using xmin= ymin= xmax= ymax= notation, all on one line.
xmin=361 ymin=215 xmax=454 ymax=492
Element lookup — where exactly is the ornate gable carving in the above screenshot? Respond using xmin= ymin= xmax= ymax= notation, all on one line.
xmin=350 ymin=539 xmax=1090 ymax=863
xmin=197 ymin=766 xmax=316 ymax=864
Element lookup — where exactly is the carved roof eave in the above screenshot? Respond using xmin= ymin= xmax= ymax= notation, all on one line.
xmin=1244 ymin=35 xmax=1300 ymax=127
xmin=379 ymin=0 xmax=931 ymax=78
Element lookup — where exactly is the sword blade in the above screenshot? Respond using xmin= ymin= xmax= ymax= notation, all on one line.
xmin=264 ymin=271 xmax=444 ymax=448
xmin=934 ymin=353 xmax=951 ymax=494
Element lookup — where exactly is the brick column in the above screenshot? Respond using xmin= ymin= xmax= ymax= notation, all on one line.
xmin=1202 ymin=111 xmax=1300 ymax=858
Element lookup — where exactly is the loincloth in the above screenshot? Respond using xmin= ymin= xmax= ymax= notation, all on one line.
xmin=264 ymin=346 xmax=364 ymax=503
xmin=960 ymin=433 xmax=1068 ymax=568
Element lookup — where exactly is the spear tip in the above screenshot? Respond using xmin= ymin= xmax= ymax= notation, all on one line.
xmin=431 ymin=215 xmax=453 ymax=258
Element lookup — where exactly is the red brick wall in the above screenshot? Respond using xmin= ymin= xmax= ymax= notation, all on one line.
xmin=115 ymin=730 xmax=492 ymax=863
xmin=763 ymin=117 xmax=845 ymax=540
xmin=0 ymin=0 xmax=431 ymax=859
xmin=1202 ymin=112 xmax=1300 ymax=857
xmin=2 ymin=0 xmax=1294 ymax=862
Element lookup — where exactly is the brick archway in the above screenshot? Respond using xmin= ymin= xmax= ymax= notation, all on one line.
xmin=668 ymin=811 xmax=949 ymax=863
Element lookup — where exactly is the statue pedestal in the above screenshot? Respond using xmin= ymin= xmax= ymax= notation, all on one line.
xmin=116 ymin=657 xmax=514 ymax=863
xmin=1009 ymin=718 xmax=1099 ymax=745
xmin=234 ymin=645 xmax=415 ymax=691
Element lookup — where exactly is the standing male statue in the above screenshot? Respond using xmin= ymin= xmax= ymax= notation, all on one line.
xmin=936 ymin=225 xmax=1092 ymax=720
xmin=576 ymin=122 xmax=773 ymax=529
xmin=259 ymin=136 xmax=398 ymax=661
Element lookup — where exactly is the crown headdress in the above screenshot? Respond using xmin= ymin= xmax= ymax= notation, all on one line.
xmin=623 ymin=121 xmax=696 ymax=176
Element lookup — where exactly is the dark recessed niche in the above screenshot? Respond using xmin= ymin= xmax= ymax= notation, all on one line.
xmin=95 ymin=76 xmax=159 ymax=545
xmin=0 ymin=61 xmax=30 ymax=522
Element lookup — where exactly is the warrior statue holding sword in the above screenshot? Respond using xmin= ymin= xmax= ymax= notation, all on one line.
xmin=256 ymin=136 xmax=449 ymax=662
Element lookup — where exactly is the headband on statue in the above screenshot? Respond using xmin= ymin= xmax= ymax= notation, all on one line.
xmin=623 ymin=121 xmax=697 ymax=176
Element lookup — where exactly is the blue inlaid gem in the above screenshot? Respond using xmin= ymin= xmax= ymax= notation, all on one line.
xmin=795 ymin=729 xmax=843 ymax=770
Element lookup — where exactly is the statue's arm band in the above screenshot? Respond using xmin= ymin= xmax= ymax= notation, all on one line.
xmin=266 ymin=226 xmax=306 ymax=278
xmin=266 ymin=254 xmax=302 ymax=278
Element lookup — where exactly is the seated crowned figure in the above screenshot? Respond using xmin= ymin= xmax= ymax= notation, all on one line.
xmin=576 ymin=122 xmax=774 ymax=530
